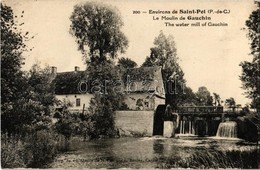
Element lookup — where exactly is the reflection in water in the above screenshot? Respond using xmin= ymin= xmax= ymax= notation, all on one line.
xmin=51 ymin=136 xmax=259 ymax=169
xmin=153 ymin=139 xmax=164 ymax=156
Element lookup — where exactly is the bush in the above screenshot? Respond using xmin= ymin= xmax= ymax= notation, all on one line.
xmin=1 ymin=134 xmax=26 ymax=168
xmin=25 ymin=130 xmax=57 ymax=168
xmin=88 ymin=93 xmax=118 ymax=138
xmin=1 ymin=129 xmax=60 ymax=169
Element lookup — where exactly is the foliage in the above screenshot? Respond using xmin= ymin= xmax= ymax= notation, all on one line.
xmin=245 ymin=2 xmax=260 ymax=56
xmin=54 ymin=100 xmax=94 ymax=143
xmin=28 ymin=64 xmax=58 ymax=115
xmin=54 ymin=111 xmax=79 ymax=140
xmin=70 ymin=2 xmax=128 ymax=62
xmin=87 ymin=61 xmax=123 ymax=138
xmin=240 ymin=2 xmax=260 ymax=111
xmin=176 ymin=86 xmax=197 ymax=106
xmin=25 ymin=130 xmax=57 ymax=168
xmin=1 ymin=3 xmax=55 ymax=135
xmin=118 ymin=57 xmax=137 ymax=69
xmin=87 ymin=60 xmax=124 ymax=110
xmin=88 ymin=93 xmax=118 ymax=138
xmin=1 ymin=3 xmax=28 ymax=109
xmin=213 ymin=92 xmax=221 ymax=106
xmin=225 ymin=97 xmax=236 ymax=111
xmin=141 ymin=31 xmax=185 ymax=108
xmin=1 ymin=4 xmax=59 ymax=168
xmin=244 ymin=111 xmax=260 ymax=132
xmin=1 ymin=3 xmax=28 ymax=122
xmin=195 ymin=86 xmax=213 ymax=106
xmin=173 ymin=148 xmax=257 ymax=169
xmin=1 ymin=134 xmax=26 ymax=168
xmin=1 ymin=130 xmax=58 ymax=168
xmin=2 ymin=64 xmax=56 ymax=135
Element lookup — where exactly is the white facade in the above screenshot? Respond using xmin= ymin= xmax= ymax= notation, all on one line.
xmin=124 ymin=93 xmax=165 ymax=110
xmin=56 ymin=93 xmax=94 ymax=112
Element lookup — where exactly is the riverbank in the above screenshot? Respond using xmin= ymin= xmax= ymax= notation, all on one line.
xmin=50 ymin=136 xmax=259 ymax=169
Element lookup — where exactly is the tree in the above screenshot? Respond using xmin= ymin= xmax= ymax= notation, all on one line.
xmin=225 ymin=97 xmax=236 ymax=111
xmin=175 ymin=86 xmax=197 ymax=106
xmin=54 ymin=111 xmax=79 ymax=149
xmin=70 ymin=2 xmax=128 ymax=63
xmin=0 ymin=4 xmax=36 ymax=134
xmin=240 ymin=2 xmax=260 ymax=112
xmin=213 ymin=93 xmax=221 ymax=106
xmin=2 ymin=64 xmax=56 ymax=134
xmin=117 ymin=57 xmax=137 ymax=69
xmin=1 ymin=3 xmax=28 ymax=114
xmin=87 ymin=60 xmax=123 ymax=138
xmin=28 ymin=64 xmax=57 ymax=115
xmin=195 ymin=86 xmax=213 ymax=106
xmin=142 ymin=31 xmax=185 ymax=108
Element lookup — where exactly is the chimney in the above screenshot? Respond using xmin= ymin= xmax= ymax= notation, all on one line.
xmin=75 ymin=66 xmax=80 ymax=72
xmin=51 ymin=66 xmax=57 ymax=75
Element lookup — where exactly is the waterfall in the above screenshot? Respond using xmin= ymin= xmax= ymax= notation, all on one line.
xmin=216 ymin=121 xmax=237 ymax=138
xmin=179 ymin=120 xmax=195 ymax=135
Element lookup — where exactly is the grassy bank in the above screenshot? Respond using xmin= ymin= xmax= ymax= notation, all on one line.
xmin=1 ymin=130 xmax=71 ymax=168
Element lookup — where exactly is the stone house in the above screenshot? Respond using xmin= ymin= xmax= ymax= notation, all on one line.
xmin=51 ymin=66 xmax=165 ymax=112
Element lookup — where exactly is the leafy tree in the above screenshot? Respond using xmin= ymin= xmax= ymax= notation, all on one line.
xmin=195 ymin=86 xmax=213 ymax=106
xmin=28 ymin=64 xmax=57 ymax=115
xmin=88 ymin=93 xmax=117 ymax=138
xmin=54 ymin=112 xmax=79 ymax=149
xmin=70 ymin=2 xmax=128 ymax=138
xmin=177 ymin=86 xmax=197 ymax=106
xmin=1 ymin=3 xmax=28 ymax=115
xmin=240 ymin=2 xmax=260 ymax=112
xmin=142 ymin=31 xmax=185 ymax=108
xmin=87 ymin=60 xmax=123 ymax=138
xmin=1 ymin=5 xmax=54 ymax=135
xmin=213 ymin=92 xmax=221 ymax=106
xmin=2 ymin=64 xmax=56 ymax=134
xmin=70 ymin=2 xmax=128 ymax=63
xmin=117 ymin=57 xmax=137 ymax=69
xmin=225 ymin=97 xmax=236 ymax=111
xmin=0 ymin=4 xmax=36 ymax=134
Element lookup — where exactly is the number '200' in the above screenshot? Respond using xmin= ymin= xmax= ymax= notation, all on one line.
xmin=133 ymin=10 xmax=140 ymax=14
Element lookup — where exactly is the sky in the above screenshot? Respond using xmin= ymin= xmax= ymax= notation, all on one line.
xmin=4 ymin=0 xmax=257 ymax=106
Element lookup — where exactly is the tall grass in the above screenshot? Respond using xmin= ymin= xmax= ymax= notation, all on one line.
xmin=159 ymin=147 xmax=259 ymax=169
xmin=1 ymin=134 xmax=26 ymax=168
xmin=1 ymin=130 xmax=63 ymax=168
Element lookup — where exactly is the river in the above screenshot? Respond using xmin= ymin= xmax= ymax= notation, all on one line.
xmin=51 ymin=136 xmax=259 ymax=169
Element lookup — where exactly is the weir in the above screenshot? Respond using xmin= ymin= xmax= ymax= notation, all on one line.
xmin=153 ymin=105 xmax=245 ymax=138
xmin=179 ymin=120 xmax=195 ymax=135
xmin=216 ymin=121 xmax=238 ymax=138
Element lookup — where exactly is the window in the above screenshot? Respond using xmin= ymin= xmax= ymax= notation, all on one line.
xmin=76 ymin=98 xmax=80 ymax=107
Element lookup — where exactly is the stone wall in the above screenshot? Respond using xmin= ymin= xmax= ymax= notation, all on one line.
xmin=115 ymin=111 xmax=154 ymax=136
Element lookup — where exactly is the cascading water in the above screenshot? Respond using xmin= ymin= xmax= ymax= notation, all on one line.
xmin=216 ymin=121 xmax=237 ymax=138
xmin=179 ymin=120 xmax=195 ymax=135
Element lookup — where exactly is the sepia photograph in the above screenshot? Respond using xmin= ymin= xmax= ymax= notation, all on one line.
xmin=1 ymin=0 xmax=260 ymax=169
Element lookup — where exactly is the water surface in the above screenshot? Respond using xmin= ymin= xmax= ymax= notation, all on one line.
xmin=51 ymin=136 xmax=259 ymax=169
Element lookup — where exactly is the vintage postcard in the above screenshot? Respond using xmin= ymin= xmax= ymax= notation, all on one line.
xmin=1 ymin=0 xmax=259 ymax=169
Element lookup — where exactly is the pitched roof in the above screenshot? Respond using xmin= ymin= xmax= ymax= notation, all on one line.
xmin=53 ymin=71 xmax=87 ymax=95
xmin=53 ymin=66 xmax=164 ymax=95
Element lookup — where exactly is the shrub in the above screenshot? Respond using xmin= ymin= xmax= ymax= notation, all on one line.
xmin=1 ymin=134 xmax=26 ymax=168
xmin=25 ymin=130 xmax=57 ymax=168
xmin=88 ymin=93 xmax=118 ymax=138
